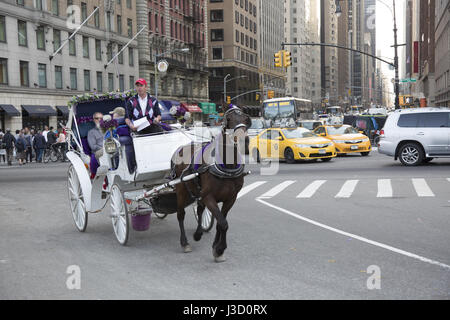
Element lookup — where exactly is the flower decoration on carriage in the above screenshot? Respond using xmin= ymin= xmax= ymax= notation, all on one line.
xmin=169 ymin=105 xmax=191 ymax=124
xmin=100 ymin=115 xmax=119 ymax=134
xmin=67 ymin=89 xmax=137 ymax=108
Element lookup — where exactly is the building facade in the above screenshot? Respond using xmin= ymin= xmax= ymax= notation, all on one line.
xmin=0 ymin=0 xmax=140 ymax=132
xmin=137 ymin=0 xmax=209 ymax=104
xmin=208 ymin=0 xmax=260 ymax=108
xmin=434 ymin=0 xmax=449 ymax=107
xmin=258 ymin=0 xmax=285 ymax=100
xmin=337 ymin=0 xmax=349 ymax=107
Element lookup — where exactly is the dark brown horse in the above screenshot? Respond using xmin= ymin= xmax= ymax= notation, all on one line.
xmin=171 ymin=106 xmax=251 ymax=262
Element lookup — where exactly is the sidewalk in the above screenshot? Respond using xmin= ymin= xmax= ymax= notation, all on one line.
xmin=0 ymin=160 xmax=69 ymax=169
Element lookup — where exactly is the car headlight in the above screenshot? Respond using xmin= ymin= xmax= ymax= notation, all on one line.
xmin=295 ymin=144 xmax=311 ymax=148
xmin=362 ymin=138 xmax=369 ymax=142
xmin=333 ymin=140 xmax=346 ymax=144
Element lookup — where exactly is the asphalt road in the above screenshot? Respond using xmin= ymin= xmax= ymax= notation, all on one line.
xmin=0 ymin=152 xmax=449 ymax=299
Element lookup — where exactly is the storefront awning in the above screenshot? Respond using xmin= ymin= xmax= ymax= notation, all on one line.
xmin=22 ymin=105 xmax=57 ymax=117
xmin=0 ymin=104 xmax=20 ymax=116
xmin=56 ymin=105 xmax=69 ymax=116
xmin=182 ymin=104 xmax=202 ymax=113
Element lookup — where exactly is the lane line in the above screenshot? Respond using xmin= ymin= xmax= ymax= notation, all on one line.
xmin=237 ymin=181 xmax=267 ymax=199
xmin=412 ymin=178 xmax=435 ymax=197
xmin=297 ymin=180 xmax=327 ymax=198
xmin=377 ymin=179 xmax=393 ymax=198
xmin=258 ymin=180 xmax=296 ymax=199
xmin=256 ymin=198 xmax=450 ymax=270
xmin=335 ymin=180 xmax=359 ymax=198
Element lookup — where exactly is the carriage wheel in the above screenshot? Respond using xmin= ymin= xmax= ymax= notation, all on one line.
xmin=192 ymin=203 xmax=214 ymax=232
xmin=68 ymin=165 xmax=88 ymax=232
xmin=154 ymin=212 xmax=168 ymax=219
xmin=110 ymin=184 xmax=129 ymax=246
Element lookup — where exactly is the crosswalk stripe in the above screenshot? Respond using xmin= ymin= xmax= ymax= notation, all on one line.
xmin=297 ymin=180 xmax=327 ymax=198
xmin=258 ymin=180 xmax=296 ymax=199
xmin=377 ymin=179 xmax=393 ymax=198
xmin=412 ymin=178 xmax=435 ymax=197
xmin=335 ymin=180 xmax=359 ymax=198
xmin=237 ymin=181 xmax=267 ymax=199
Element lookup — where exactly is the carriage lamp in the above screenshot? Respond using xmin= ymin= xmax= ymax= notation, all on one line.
xmin=104 ymin=138 xmax=118 ymax=155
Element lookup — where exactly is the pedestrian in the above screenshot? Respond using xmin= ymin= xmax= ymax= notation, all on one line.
xmin=0 ymin=132 xmax=6 ymax=163
xmin=34 ymin=130 xmax=46 ymax=163
xmin=30 ymin=129 xmax=36 ymax=162
xmin=24 ymin=128 xmax=33 ymax=163
xmin=42 ymin=125 xmax=49 ymax=144
xmin=47 ymin=126 xmax=57 ymax=151
xmin=15 ymin=132 xmax=26 ymax=165
xmin=55 ymin=128 xmax=66 ymax=161
xmin=3 ymin=128 xmax=16 ymax=166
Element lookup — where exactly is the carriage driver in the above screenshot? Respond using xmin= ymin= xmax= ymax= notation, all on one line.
xmin=125 ymin=78 xmax=163 ymax=135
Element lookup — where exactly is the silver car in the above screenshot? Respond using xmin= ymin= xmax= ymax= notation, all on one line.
xmin=378 ymin=108 xmax=450 ymax=166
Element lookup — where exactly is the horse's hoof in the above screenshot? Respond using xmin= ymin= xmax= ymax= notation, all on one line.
xmin=212 ymin=248 xmax=219 ymax=258
xmin=193 ymin=232 xmax=202 ymax=242
xmin=214 ymin=255 xmax=226 ymax=263
xmin=183 ymin=245 xmax=192 ymax=253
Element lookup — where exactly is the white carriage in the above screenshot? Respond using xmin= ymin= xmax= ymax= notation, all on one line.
xmin=65 ymin=92 xmax=214 ymax=245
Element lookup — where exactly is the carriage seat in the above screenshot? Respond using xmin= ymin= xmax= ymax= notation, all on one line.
xmin=115 ymin=117 xmax=136 ymax=174
xmin=77 ymin=122 xmax=100 ymax=177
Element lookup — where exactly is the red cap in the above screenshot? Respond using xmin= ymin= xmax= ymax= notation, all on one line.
xmin=135 ymin=78 xmax=147 ymax=86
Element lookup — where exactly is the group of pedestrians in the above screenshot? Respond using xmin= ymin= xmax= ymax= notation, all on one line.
xmin=0 ymin=126 xmax=67 ymax=166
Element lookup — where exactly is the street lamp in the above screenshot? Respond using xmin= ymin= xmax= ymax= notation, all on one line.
xmin=224 ymin=74 xmax=248 ymax=105
xmin=154 ymin=47 xmax=190 ymax=101
xmin=335 ymin=0 xmax=401 ymax=109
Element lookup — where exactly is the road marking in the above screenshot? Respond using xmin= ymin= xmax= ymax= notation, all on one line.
xmin=257 ymin=198 xmax=450 ymax=271
xmin=412 ymin=178 xmax=435 ymax=197
xmin=335 ymin=180 xmax=359 ymax=198
xmin=258 ymin=180 xmax=296 ymax=199
xmin=377 ymin=179 xmax=393 ymax=198
xmin=297 ymin=180 xmax=327 ymax=198
xmin=237 ymin=181 xmax=267 ymax=199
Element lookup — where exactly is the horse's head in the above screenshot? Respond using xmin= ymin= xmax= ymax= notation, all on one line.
xmin=222 ymin=105 xmax=251 ymax=133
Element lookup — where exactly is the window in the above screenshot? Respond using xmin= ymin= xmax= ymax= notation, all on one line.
xmin=52 ymin=0 xmax=59 ymax=15
xmin=17 ymin=0 xmax=24 ymax=5
xmin=210 ymin=10 xmax=223 ymax=22
xmin=0 ymin=16 xmax=6 ymax=43
xmin=95 ymin=39 xmax=101 ymax=60
xmin=36 ymin=26 xmax=45 ymax=50
xmin=108 ymin=73 xmax=114 ymax=91
xmin=0 ymin=58 xmax=7 ymax=84
xmin=70 ymin=68 xmax=77 ymax=90
xmin=212 ymin=48 xmax=222 ymax=60
xmin=18 ymin=20 xmax=27 ymax=46
xmin=119 ymin=74 xmax=124 ymax=91
xmin=53 ymin=29 xmax=61 ymax=53
xmin=417 ymin=113 xmax=449 ymax=128
xmin=19 ymin=61 xmax=29 ymax=87
xmin=94 ymin=7 xmax=100 ymax=28
xmin=118 ymin=44 xmax=123 ymax=64
xmin=35 ymin=0 xmax=43 ymax=10
xmin=84 ymin=70 xmax=90 ymax=91
xmin=55 ymin=66 xmax=62 ymax=89
xmin=128 ymin=47 xmax=134 ymax=66
xmin=69 ymin=33 xmax=76 ymax=55
xmin=236 ymin=30 xmax=239 ymax=43
xmin=83 ymin=36 xmax=89 ymax=58
xmin=117 ymin=15 xmax=122 ymax=34
xmin=106 ymin=43 xmax=113 ymax=61
xmin=96 ymin=71 xmax=103 ymax=91
xmin=129 ymin=75 xmax=134 ymax=90
xmin=127 ymin=19 xmax=132 ymax=37
xmin=126 ymin=0 xmax=131 ymax=9
xmin=81 ymin=2 xmax=87 ymax=21
xmin=397 ymin=114 xmax=418 ymax=128
xmin=211 ymin=29 xmax=224 ymax=41
xmin=38 ymin=64 xmax=47 ymax=88
xmin=107 ymin=12 xmax=112 ymax=31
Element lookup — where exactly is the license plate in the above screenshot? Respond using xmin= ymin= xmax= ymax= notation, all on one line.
xmin=351 ymin=145 xmax=359 ymax=150
xmin=319 ymin=149 xmax=326 ymax=154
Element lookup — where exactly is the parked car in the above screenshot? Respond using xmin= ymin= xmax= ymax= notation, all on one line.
xmin=378 ymin=108 xmax=450 ymax=166
xmin=249 ymin=127 xmax=336 ymax=163
xmin=313 ymin=124 xmax=372 ymax=156
xmin=298 ymin=120 xmax=323 ymax=131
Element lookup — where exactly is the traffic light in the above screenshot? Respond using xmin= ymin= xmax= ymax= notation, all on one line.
xmin=274 ymin=50 xmax=283 ymax=67
xmin=226 ymin=96 xmax=231 ymax=104
xmin=283 ymin=50 xmax=292 ymax=67
xmin=267 ymin=90 xmax=274 ymax=99
xmin=256 ymin=93 xmax=260 ymax=101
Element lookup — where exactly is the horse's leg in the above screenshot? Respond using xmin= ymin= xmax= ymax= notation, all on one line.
xmin=193 ymin=201 xmax=205 ymax=242
xmin=213 ymin=197 xmax=237 ymax=262
xmin=177 ymin=206 xmax=192 ymax=253
xmin=203 ymin=196 xmax=228 ymax=262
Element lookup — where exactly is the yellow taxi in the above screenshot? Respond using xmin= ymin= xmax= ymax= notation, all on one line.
xmin=313 ymin=124 xmax=371 ymax=156
xmin=249 ymin=127 xmax=337 ymax=164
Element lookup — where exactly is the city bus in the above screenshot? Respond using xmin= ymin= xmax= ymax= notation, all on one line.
xmin=262 ymin=97 xmax=314 ymax=126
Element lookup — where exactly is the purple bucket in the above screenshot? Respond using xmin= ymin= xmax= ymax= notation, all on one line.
xmin=131 ymin=211 xmax=151 ymax=231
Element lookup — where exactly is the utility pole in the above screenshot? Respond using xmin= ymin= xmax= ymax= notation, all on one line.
xmin=392 ymin=0 xmax=400 ymax=110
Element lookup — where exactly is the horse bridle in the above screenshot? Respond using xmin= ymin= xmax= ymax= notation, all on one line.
xmin=222 ymin=107 xmax=249 ymax=132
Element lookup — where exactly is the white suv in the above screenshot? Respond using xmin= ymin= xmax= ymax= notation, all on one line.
xmin=378 ymin=108 xmax=450 ymax=166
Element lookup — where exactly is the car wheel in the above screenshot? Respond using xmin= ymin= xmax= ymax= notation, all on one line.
xmin=361 ymin=152 xmax=370 ymax=157
xmin=398 ymin=143 xmax=424 ymax=166
xmin=422 ymin=157 xmax=433 ymax=164
xmin=284 ymin=148 xmax=295 ymax=164
xmin=321 ymin=157 xmax=332 ymax=162
xmin=252 ymin=149 xmax=260 ymax=163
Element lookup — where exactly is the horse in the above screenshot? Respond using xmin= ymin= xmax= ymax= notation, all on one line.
xmin=170 ymin=106 xmax=251 ymax=262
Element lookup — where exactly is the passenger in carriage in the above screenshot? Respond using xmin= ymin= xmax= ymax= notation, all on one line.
xmin=125 ymin=78 xmax=163 ymax=135
xmin=87 ymin=112 xmax=104 ymax=161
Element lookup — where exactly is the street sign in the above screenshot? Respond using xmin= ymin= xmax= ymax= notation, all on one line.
xmin=400 ymin=78 xmax=417 ymax=83
xmin=157 ymin=60 xmax=169 ymax=73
